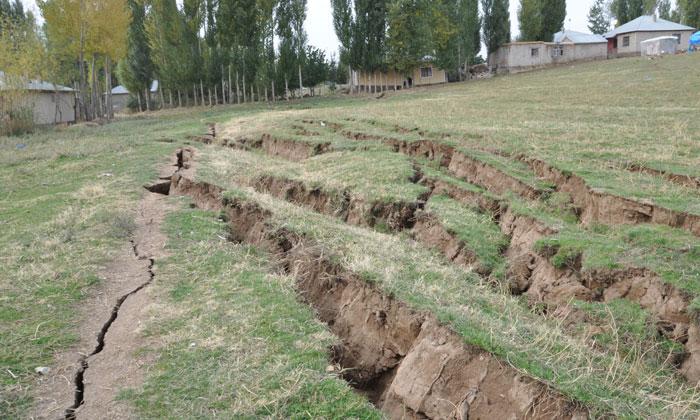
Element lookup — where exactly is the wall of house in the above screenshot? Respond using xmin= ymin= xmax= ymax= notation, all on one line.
xmin=27 ymin=92 xmax=75 ymax=125
xmin=412 ymin=65 xmax=448 ymax=86
xmin=616 ymin=30 xmax=694 ymax=55
xmin=355 ymin=65 xmax=447 ymax=89
xmin=492 ymin=42 xmax=607 ymax=73
xmin=572 ymin=43 xmax=608 ymax=61
xmin=111 ymin=94 xmax=129 ymax=112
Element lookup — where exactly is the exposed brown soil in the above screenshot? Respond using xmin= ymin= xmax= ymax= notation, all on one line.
xmin=626 ymin=163 xmax=700 ymax=191
xmin=32 ymin=164 xmax=178 ymax=419
xmin=261 ymin=134 xmax=331 ymax=161
xmin=520 ymin=156 xmax=700 ymax=237
xmin=338 ymin=128 xmax=547 ymax=200
xmin=170 ymin=173 xmax=588 ymax=419
xmin=233 ymin=168 xmax=700 ymax=384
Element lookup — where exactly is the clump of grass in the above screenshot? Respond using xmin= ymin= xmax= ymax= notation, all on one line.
xmin=108 ymin=211 xmax=137 ymax=239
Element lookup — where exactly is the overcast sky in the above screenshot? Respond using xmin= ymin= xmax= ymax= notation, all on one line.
xmin=20 ymin=0 xmax=614 ymax=57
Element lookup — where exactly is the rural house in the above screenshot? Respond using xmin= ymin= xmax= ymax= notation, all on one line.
xmin=353 ymin=58 xmax=447 ymax=91
xmin=109 ymin=80 xmax=159 ymax=112
xmin=605 ymin=15 xmax=696 ymax=57
xmin=0 ymin=71 xmax=76 ymax=125
xmin=491 ymin=30 xmax=607 ymax=74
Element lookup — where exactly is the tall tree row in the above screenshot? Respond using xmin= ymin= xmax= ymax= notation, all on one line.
xmin=679 ymin=0 xmax=700 ymax=28
xmin=517 ymin=0 xmax=566 ymax=41
xmin=482 ymin=0 xmax=510 ymax=59
xmin=39 ymin=0 xmax=129 ymax=120
xmin=588 ymin=0 xmax=610 ymax=34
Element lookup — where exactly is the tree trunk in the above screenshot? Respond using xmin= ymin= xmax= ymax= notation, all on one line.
xmin=348 ymin=65 xmax=352 ymax=94
xmin=105 ymin=56 xmax=114 ymax=119
xmin=285 ymin=78 xmax=289 ymax=101
xmin=90 ymin=54 xmax=98 ymax=119
xmin=159 ymin=83 xmax=164 ymax=110
xmin=236 ymin=71 xmax=241 ymax=104
xmin=178 ymin=90 xmax=182 ymax=107
xmin=145 ymin=88 xmax=150 ymax=111
xmin=200 ymin=81 xmax=205 ymax=106
xmin=272 ymin=80 xmax=276 ymax=102
xmin=228 ymin=65 xmax=233 ymax=104
xmin=137 ymin=92 xmax=142 ymax=112
xmin=298 ymin=64 xmax=303 ymax=97
xmin=169 ymin=90 xmax=173 ymax=108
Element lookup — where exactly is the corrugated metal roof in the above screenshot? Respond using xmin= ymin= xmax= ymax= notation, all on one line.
xmin=0 ymin=71 xmax=75 ymax=92
xmin=605 ymin=15 xmax=695 ymax=38
xmin=554 ymin=30 xmax=607 ymax=44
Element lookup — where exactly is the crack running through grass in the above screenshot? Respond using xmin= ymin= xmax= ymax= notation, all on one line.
xmin=64 ymin=240 xmax=155 ymax=419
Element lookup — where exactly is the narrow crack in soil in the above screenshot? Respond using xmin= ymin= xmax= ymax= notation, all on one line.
xmin=64 ymin=241 xmax=156 ymax=420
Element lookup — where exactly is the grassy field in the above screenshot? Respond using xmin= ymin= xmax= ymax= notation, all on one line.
xmin=1 ymin=53 xmax=699 ymax=418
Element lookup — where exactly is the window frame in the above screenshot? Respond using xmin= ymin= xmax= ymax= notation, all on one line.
xmin=420 ymin=67 xmax=433 ymax=79
xmin=531 ymin=47 xmax=540 ymax=57
xmin=673 ymin=33 xmax=682 ymax=44
xmin=622 ymin=36 xmax=630 ymax=47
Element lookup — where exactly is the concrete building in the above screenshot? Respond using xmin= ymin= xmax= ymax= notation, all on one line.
xmin=491 ymin=31 xmax=607 ymax=74
xmin=353 ymin=59 xmax=447 ymax=91
xmin=605 ymin=15 xmax=695 ymax=57
xmin=641 ymin=36 xmax=680 ymax=56
xmin=0 ymin=71 xmax=76 ymax=125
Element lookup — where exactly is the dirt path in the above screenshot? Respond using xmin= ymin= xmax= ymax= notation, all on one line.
xmin=32 ymin=159 xmax=177 ymax=420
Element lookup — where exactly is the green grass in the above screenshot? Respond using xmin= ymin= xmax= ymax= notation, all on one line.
xmin=127 ymin=206 xmax=379 ymax=418
xmin=425 ymin=194 xmax=509 ymax=276
xmin=535 ymin=223 xmax=700 ymax=303
xmin=2 ymin=54 xmax=700 ymax=418
xmin=211 ymin=184 xmax=700 ymax=418
xmin=199 ymin=144 xmax=426 ymax=204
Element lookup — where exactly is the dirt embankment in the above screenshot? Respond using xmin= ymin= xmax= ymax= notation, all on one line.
xmin=245 ymin=169 xmax=700 ymax=384
xmin=520 ymin=157 xmax=700 ymax=237
xmin=169 ymin=172 xmax=588 ymax=419
xmin=188 ymin=124 xmax=331 ymax=162
xmin=333 ymin=123 xmax=700 ymax=237
xmin=339 ymin=128 xmax=546 ymax=200
xmin=625 ymin=163 xmax=700 ymax=191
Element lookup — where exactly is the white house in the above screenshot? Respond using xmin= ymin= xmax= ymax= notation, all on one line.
xmin=605 ymin=15 xmax=696 ymax=57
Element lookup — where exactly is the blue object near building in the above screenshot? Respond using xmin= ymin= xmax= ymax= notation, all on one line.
xmin=691 ymin=31 xmax=700 ymax=45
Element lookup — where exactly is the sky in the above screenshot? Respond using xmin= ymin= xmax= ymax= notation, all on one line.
xmin=20 ymin=0 xmax=607 ymax=57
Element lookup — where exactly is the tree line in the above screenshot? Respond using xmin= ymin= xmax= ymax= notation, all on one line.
xmin=3 ymin=0 xmax=700 ymax=129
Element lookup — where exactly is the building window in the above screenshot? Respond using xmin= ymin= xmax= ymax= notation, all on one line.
xmin=420 ymin=67 xmax=433 ymax=78
xmin=622 ymin=36 xmax=630 ymax=47
xmin=552 ymin=46 xmax=564 ymax=57
xmin=673 ymin=33 xmax=681 ymax=44
xmin=531 ymin=48 xmax=540 ymax=57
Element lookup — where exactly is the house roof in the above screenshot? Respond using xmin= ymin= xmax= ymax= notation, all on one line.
xmin=0 ymin=71 xmax=75 ymax=92
xmin=605 ymin=15 xmax=695 ymax=38
xmin=554 ymin=30 xmax=607 ymax=44
xmin=110 ymin=80 xmax=159 ymax=95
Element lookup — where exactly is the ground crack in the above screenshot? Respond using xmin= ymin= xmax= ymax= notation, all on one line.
xmin=64 ymin=239 xmax=155 ymax=419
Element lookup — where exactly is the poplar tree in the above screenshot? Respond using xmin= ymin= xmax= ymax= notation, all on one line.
xmin=679 ymin=0 xmax=700 ymax=28
xmin=518 ymin=0 xmax=541 ymax=41
xmin=119 ymin=0 xmax=153 ymax=110
xmin=331 ymin=0 xmax=354 ymax=85
xmin=588 ymin=0 xmax=610 ymax=34
xmin=482 ymin=0 xmax=510 ymax=58
xmin=540 ymin=0 xmax=566 ymax=41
